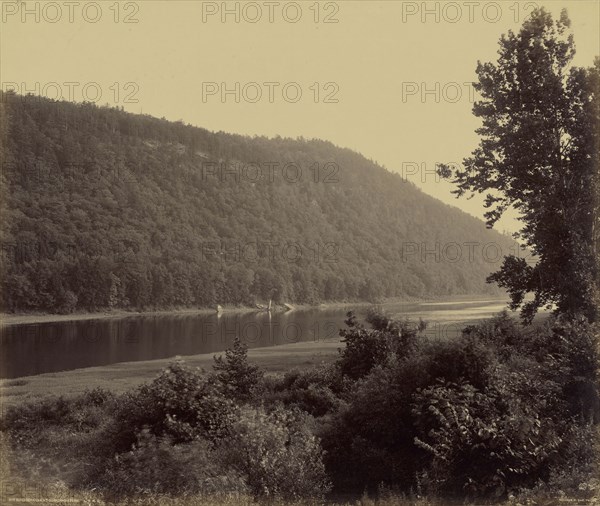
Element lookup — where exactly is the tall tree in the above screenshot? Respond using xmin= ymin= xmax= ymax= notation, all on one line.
xmin=440 ymin=8 xmax=599 ymax=323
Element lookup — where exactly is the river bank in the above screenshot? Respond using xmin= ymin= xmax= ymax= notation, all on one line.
xmin=0 ymin=294 xmax=499 ymax=326
xmin=0 ymin=307 xmax=259 ymax=327
xmin=0 ymin=302 xmax=385 ymax=327
xmin=0 ymin=336 xmax=343 ymax=407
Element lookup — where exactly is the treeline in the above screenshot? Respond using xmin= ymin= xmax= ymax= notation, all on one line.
xmin=0 ymin=92 xmax=515 ymax=313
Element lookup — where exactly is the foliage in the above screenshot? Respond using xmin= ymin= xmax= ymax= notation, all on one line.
xmin=431 ymin=11 xmax=600 ymax=497
xmin=507 ymin=424 xmax=599 ymax=505
xmin=1 ymin=387 xmax=114 ymax=437
xmin=262 ymin=363 xmax=347 ymax=417
xmin=0 ymin=91 xmax=514 ymax=314
xmin=212 ymin=337 xmax=264 ymax=402
xmin=539 ymin=316 xmax=599 ymax=421
xmin=412 ymin=380 xmax=561 ymax=498
xmin=98 ymin=430 xmax=247 ymax=498
xmin=2 ymin=353 xmax=331 ymax=502
xmin=439 ymin=8 xmax=600 ymax=323
xmin=98 ymin=361 xmax=236 ymax=461
xmin=2 ymin=311 xmax=597 ymax=503
xmin=218 ymin=405 xmax=331 ymax=500
xmin=321 ymin=321 xmax=496 ymax=494
xmin=337 ymin=310 xmax=423 ymax=380
xmin=320 ymin=311 xmax=596 ymax=500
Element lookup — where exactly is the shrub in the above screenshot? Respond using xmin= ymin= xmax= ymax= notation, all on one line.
xmin=337 ymin=310 xmax=422 ymax=380
xmin=2 ymin=396 xmax=73 ymax=434
xmin=4 ymin=311 xmax=596 ymax=504
xmin=546 ymin=316 xmax=599 ymax=422
xmin=218 ymin=405 xmax=331 ymax=500
xmin=212 ymin=337 xmax=264 ymax=402
xmin=263 ymin=364 xmax=346 ymax=417
xmin=467 ymin=312 xmax=599 ymax=422
xmin=2 ymin=387 xmax=114 ymax=436
xmin=320 ymin=311 xmax=564 ymax=498
xmin=412 ymin=379 xmax=562 ymax=499
xmin=462 ymin=310 xmax=525 ymax=360
xmin=98 ymin=429 xmax=247 ymax=499
xmin=98 ymin=362 xmax=236 ymax=457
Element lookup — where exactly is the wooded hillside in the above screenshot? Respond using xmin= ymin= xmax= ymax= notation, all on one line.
xmin=0 ymin=92 xmax=515 ymax=313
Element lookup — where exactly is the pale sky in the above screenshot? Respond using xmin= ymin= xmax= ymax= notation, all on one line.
xmin=2 ymin=0 xmax=599 ymax=234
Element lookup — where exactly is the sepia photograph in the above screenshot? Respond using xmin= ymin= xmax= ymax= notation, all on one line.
xmin=0 ymin=0 xmax=599 ymax=504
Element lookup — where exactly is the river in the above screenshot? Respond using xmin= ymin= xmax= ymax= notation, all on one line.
xmin=0 ymin=298 xmax=510 ymax=379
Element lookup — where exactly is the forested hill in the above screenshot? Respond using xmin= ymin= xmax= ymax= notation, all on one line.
xmin=0 ymin=92 xmax=516 ymax=313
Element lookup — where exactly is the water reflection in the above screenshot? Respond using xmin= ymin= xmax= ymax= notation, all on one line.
xmin=0 ymin=299 xmax=509 ymax=378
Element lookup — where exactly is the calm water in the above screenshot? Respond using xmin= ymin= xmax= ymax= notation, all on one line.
xmin=0 ymin=298 xmax=509 ymax=379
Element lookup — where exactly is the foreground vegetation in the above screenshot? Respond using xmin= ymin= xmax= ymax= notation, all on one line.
xmin=1 ymin=310 xmax=598 ymax=504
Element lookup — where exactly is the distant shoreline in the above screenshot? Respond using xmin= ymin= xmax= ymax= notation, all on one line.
xmin=0 ymin=295 xmax=505 ymax=326
xmin=0 ymin=302 xmax=374 ymax=326
xmin=0 ymin=306 xmax=255 ymax=326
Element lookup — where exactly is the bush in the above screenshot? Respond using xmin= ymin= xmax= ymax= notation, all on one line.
xmin=337 ymin=310 xmax=422 ymax=380
xmin=412 ymin=379 xmax=562 ymax=498
xmin=320 ymin=358 xmax=424 ymax=493
xmin=320 ymin=310 xmax=588 ymax=500
xmin=2 ymin=387 xmax=114 ymax=436
xmin=77 ymin=360 xmax=332 ymax=501
xmin=462 ymin=310 xmax=524 ymax=360
xmin=98 ymin=429 xmax=247 ymax=499
xmin=218 ymin=405 xmax=331 ymax=500
xmin=212 ymin=337 xmax=264 ymax=402
xmin=100 ymin=361 xmax=236 ymax=456
xmin=2 ymin=396 xmax=73 ymax=434
xmin=545 ymin=316 xmax=599 ymax=422
xmin=263 ymin=364 xmax=346 ymax=417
